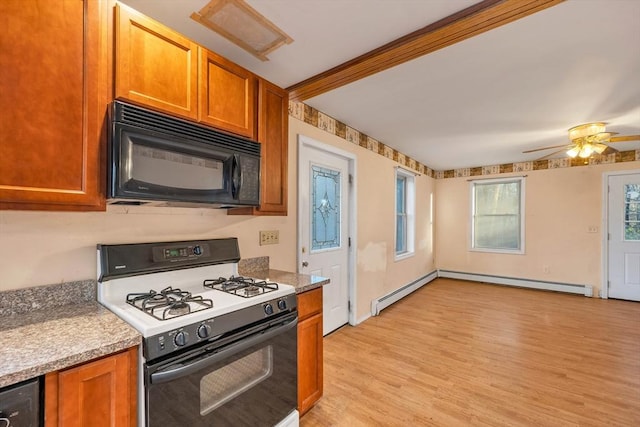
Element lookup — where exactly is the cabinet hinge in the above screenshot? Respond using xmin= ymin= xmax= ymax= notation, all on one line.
xmin=348 ymin=174 xmax=353 ymax=184
xmin=348 ymin=237 xmax=351 ymax=247
xmin=348 ymin=301 xmax=351 ymax=312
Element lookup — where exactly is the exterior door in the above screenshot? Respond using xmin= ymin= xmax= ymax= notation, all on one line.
xmin=299 ymin=137 xmax=351 ymax=335
xmin=607 ymin=172 xmax=640 ymax=301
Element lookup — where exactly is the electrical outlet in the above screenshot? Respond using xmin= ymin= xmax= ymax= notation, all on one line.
xmin=587 ymin=226 xmax=598 ymax=233
xmin=259 ymin=230 xmax=279 ymax=246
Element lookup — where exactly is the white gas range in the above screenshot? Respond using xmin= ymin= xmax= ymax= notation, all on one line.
xmin=97 ymin=238 xmax=299 ymax=427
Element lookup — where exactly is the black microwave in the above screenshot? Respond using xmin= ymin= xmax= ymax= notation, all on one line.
xmin=108 ymin=101 xmax=261 ymax=208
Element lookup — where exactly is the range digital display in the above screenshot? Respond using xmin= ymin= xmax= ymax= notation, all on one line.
xmin=164 ymin=247 xmax=188 ymax=259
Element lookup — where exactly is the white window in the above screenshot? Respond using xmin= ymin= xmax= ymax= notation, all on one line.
xmin=471 ymin=177 xmax=525 ymax=253
xmin=395 ymin=168 xmax=415 ymax=259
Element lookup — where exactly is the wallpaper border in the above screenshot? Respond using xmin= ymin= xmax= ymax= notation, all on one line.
xmin=289 ymin=101 xmax=640 ymax=179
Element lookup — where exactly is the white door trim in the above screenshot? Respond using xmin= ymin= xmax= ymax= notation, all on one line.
xmin=601 ymin=169 xmax=640 ymax=299
xmin=297 ymin=134 xmax=357 ymax=327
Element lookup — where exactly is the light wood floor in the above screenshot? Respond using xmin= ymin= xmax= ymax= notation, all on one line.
xmin=300 ymin=278 xmax=640 ymax=427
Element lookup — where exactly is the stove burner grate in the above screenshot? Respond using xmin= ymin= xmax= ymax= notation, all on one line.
xmin=203 ymin=276 xmax=278 ymax=298
xmin=126 ymin=286 xmax=213 ymax=320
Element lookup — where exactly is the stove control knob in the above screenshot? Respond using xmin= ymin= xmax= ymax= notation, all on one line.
xmin=193 ymin=245 xmax=202 ymax=256
xmin=197 ymin=324 xmax=210 ymax=339
xmin=277 ymin=299 xmax=287 ymax=311
xmin=264 ymin=303 xmax=274 ymax=316
xmin=174 ymin=331 xmax=189 ymax=347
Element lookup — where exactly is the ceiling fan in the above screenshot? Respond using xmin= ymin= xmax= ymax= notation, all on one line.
xmin=523 ymin=122 xmax=640 ymax=161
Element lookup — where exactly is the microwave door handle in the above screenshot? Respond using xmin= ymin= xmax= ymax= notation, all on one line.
xmin=231 ymin=155 xmax=241 ymax=199
xmin=149 ymin=316 xmax=297 ymax=384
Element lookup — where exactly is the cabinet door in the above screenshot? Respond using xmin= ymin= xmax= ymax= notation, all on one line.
xmin=115 ymin=3 xmax=198 ymax=120
xmin=45 ymin=347 xmax=137 ymax=427
xmin=228 ymin=79 xmax=288 ymax=216
xmin=258 ymin=79 xmax=289 ymax=214
xmin=298 ymin=312 xmax=323 ymax=415
xmin=0 ymin=0 xmax=106 ymax=210
xmin=199 ymin=49 xmax=256 ymax=138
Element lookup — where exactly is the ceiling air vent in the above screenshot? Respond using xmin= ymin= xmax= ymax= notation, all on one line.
xmin=191 ymin=0 xmax=293 ymax=61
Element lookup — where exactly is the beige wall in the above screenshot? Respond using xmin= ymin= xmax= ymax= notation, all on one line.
xmin=289 ymin=118 xmax=436 ymax=321
xmin=435 ymin=162 xmax=640 ymax=296
xmin=0 ymin=207 xmax=298 ymax=291
xmin=3 ymin=111 xmax=630 ymax=318
xmin=0 ymin=116 xmax=436 ymax=324
xmin=0 ymin=138 xmax=300 ymax=291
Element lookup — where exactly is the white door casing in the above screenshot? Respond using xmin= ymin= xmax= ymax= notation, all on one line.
xmin=605 ymin=171 xmax=640 ymax=301
xmin=298 ymin=135 xmax=356 ymax=335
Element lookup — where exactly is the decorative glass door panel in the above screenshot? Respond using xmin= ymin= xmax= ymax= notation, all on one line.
xmin=625 ymin=184 xmax=640 ymax=241
xmin=311 ymin=165 xmax=341 ymax=251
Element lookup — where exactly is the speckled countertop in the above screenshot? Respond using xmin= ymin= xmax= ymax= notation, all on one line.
xmin=239 ymin=257 xmax=330 ymax=293
xmin=0 ymin=281 xmax=141 ymax=389
xmin=0 ymin=259 xmax=325 ymax=389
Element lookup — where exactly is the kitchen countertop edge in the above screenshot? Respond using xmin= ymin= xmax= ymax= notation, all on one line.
xmin=241 ymin=268 xmax=330 ymax=293
xmin=0 ymin=301 xmax=141 ymax=389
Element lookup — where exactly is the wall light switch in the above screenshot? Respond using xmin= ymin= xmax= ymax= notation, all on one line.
xmin=259 ymin=230 xmax=279 ymax=245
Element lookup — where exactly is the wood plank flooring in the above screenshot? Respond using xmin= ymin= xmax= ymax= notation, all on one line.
xmin=300 ymin=278 xmax=640 ymax=426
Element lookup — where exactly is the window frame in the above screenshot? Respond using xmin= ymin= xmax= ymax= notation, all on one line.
xmin=395 ymin=167 xmax=415 ymax=260
xmin=470 ymin=176 xmax=525 ymax=254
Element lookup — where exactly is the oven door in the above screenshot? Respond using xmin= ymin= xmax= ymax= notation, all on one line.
xmin=145 ymin=313 xmax=297 ymax=427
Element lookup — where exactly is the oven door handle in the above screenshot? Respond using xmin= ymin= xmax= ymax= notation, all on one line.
xmin=150 ymin=316 xmax=297 ymax=384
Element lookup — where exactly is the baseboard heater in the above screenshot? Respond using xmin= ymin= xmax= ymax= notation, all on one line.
xmin=370 ymin=270 xmax=438 ymax=316
xmin=437 ymin=270 xmax=593 ymax=297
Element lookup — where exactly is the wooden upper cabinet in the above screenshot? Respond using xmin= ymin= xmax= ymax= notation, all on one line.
xmin=230 ymin=79 xmax=288 ymax=216
xmin=115 ymin=3 xmax=198 ymax=120
xmin=199 ymin=49 xmax=257 ymax=139
xmin=258 ymin=79 xmax=289 ymax=215
xmin=0 ymin=0 xmax=107 ymax=211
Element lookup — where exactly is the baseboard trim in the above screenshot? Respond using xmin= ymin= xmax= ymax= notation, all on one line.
xmin=437 ymin=270 xmax=593 ymax=297
xmin=370 ymin=270 xmax=438 ymax=316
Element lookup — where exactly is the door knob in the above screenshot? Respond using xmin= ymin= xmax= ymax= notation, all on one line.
xmin=302 ymin=261 xmax=309 ymax=267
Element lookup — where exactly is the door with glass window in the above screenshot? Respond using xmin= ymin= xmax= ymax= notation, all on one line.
xmin=298 ymin=138 xmax=350 ymax=335
xmin=608 ymin=172 xmax=640 ymax=301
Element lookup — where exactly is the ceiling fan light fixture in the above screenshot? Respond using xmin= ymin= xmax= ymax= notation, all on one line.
xmin=578 ymin=144 xmax=594 ymax=158
xmin=568 ymin=122 xmax=607 ymax=142
xmin=566 ymin=146 xmax=580 ymax=158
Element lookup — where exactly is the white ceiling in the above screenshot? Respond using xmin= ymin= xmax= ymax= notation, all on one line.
xmin=120 ymin=0 xmax=640 ymax=171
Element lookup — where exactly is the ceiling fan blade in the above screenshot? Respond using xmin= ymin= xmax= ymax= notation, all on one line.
xmin=609 ymin=135 xmax=640 ymax=143
xmin=600 ymin=145 xmax=619 ymax=156
xmin=522 ymin=144 xmax=570 ymax=154
xmin=593 ymin=142 xmax=609 ymax=154
xmin=592 ymin=132 xmax=618 ymax=142
xmin=536 ymin=148 xmax=569 ymax=160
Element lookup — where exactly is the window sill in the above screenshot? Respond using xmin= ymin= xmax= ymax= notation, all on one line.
xmin=469 ymin=247 xmax=525 ymax=255
xmin=394 ymin=251 xmax=415 ymax=262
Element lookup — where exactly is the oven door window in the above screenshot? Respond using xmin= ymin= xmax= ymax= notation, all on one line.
xmin=200 ymin=346 xmax=272 ymax=415
xmin=146 ymin=319 xmax=296 ymax=427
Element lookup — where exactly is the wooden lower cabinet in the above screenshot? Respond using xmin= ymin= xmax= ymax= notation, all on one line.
xmin=45 ymin=347 xmax=137 ymax=427
xmin=297 ymin=288 xmax=323 ymax=415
